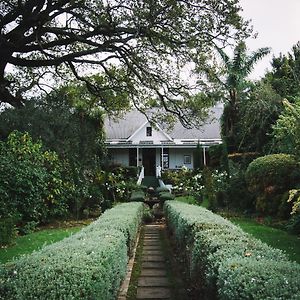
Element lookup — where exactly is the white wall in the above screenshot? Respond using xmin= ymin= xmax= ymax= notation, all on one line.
xmin=109 ymin=149 xmax=129 ymax=166
xmin=130 ymin=122 xmax=170 ymax=143
xmin=108 ymin=147 xmax=196 ymax=170
xmin=168 ymin=148 xmax=194 ymax=170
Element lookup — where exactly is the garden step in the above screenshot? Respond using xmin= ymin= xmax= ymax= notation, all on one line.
xmin=143 ymin=246 xmax=162 ymax=251
xmin=138 ymin=277 xmax=170 ymax=287
xmin=137 ymin=287 xmax=171 ymax=299
xmin=143 ymin=250 xmax=163 ymax=256
xmin=140 ymin=269 xmax=167 ymax=277
xmin=142 ymin=262 xmax=166 ymax=269
xmin=142 ymin=255 xmax=165 ymax=262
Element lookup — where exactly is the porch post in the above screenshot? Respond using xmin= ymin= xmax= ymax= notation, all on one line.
xmin=161 ymin=146 xmax=164 ymax=170
xmin=136 ymin=147 xmax=139 ymax=167
xmin=203 ymin=146 xmax=207 ymax=166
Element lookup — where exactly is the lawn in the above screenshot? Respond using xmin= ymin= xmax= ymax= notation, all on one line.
xmin=0 ymin=226 xmax=82 ymax=264
xmin=230 ymin=217 xmax=300 ymax=264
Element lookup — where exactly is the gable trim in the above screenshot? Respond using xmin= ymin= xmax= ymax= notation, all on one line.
xmin=126 ymin=120 xmax=173 ymax=142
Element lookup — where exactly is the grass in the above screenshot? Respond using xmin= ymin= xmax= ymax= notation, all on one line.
xmin=0 ymin=226 xmax=82 ymax=264
xmin=126 ymin=228 xmax=144 ymax=300
xmin=230 ymin=217 xmax=300 ymax=264
xmin=176 ymin=195 xmax=209 ymax=208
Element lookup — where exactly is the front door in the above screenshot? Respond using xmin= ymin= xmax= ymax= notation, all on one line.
xmin=142 ymin=148 xmax=156 ymax=176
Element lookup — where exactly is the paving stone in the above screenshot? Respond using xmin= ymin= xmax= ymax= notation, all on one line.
xmin=142 ymin=255 xmax=165 ymax=262
xmin=143 ymin=246 xmax=161 ymax=251
xmin=143 ymin=241 xmax=161 ymax=246
xmin=140 ymin=269 xmax=167 ymax=277
xmin=142 ymin=262 xmax=166 ymax=269
xmin=138 ymin=277 xmax=170 ymax=287
xmin=143 ymin=250 xmax=163 ymax=256
xmin=137 ymin=287 xmax=171 ymax=299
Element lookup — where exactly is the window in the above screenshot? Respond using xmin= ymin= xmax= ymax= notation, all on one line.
xmin=146 ymin=126 xmax=152 ymax=136
xmin=184 ymin=155 xmax=191 ymax=164
xmin=161 ymin=148 xmax=169 ymax=168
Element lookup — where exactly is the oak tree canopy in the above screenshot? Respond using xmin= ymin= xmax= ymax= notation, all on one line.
xmin=0 ymin=0 xmax=249 ymax=124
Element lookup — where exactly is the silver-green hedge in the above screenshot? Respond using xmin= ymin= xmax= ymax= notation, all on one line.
xmin=0 ymin=202 xmax=144 ymax=300
xmin=164 ymin=200 xmax=300 ymax=300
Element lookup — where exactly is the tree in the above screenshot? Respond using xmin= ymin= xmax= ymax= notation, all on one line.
xmin=236 ymin=82 xmax=282 ymax=153
xmin=0 ymin=0 xmax=249 ymax=125
xmin=272 ymin=98 xmax=300 ymax=157
xmin=0 ymin=89 xmax=105 ymax=168
xmin=265 ymin=42 xmax=300 ymax=101
xmin=213 ymin=41 xmax=270 ymax=151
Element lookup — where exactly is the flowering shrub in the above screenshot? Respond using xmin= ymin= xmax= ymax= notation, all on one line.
xmin=96 ymin=168 xmax=138 ymax=202
xmin=0 ymin=202 xmax=144 ymax=299
xmin=162 ymin=167 xmax=205 ymax=199
xmin=164 ymin=201 xmax=300 ymax=299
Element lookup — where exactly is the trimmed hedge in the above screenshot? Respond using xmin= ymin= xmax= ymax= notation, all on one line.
xmin=158 ymin=192 xmax=175 ymax=202
xmin=130 ymin=190 xmax=145 ymax=202
xmin=245 ymin=153 xmax=300 ymax=215
xmin=164 ymin=201 xmax=300 ymax=299
xmin=0 ymin=202 xmax=144 ymax=300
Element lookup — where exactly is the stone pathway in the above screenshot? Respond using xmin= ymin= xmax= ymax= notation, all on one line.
xmin=136 ymin=224 xmax=171 ymax=299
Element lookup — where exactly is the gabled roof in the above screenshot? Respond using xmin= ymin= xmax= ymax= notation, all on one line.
xmin=104 ymin=105 xmax=222 ymax=142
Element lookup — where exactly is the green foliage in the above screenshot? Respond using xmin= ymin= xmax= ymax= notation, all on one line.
xmin=273 ymin=98 xmax=300 ymax=156
xmin=208 ymin=143 xmax=229 ymax=171
xmin=231 ymin=217 xmax=300 ymax=263
xmin=161 ymin=167 xmax=204 ymax=199
xmin=246 ymin=154 xmax=300 ymax=215
xmin=265 ymin=42 xmax=300 ymax=100
xmin=235 ymin=82 xmax=282 ymax=153
xmin=0 ymin=131 xmax=69 ymax=227
xmin=130 ymin=190 xmax=146 ymax=202
xmin=225 ymin=166 xmax=255 ymax=211
xmin=0 ymin=218 xmax=16 ymax=246
xmin=0 ymin=226 xmax=82 ymax=264
xmin=193 ymin=142 xmax=204 ymax=170
xmin=216 ymin=42 xmax=270 ymax=152
xmin=164 ymin=201 xmax=300 ymax=300
xmin=156 ymin=186 xmax=170 ymax=193
xmin=0 ymin=202 xmax=144 ymax=300
xmin=158 ymin=192 xmax=175 ymax=203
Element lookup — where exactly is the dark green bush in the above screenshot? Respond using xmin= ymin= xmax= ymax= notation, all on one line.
xmin=130 ymin=190 xmax=145 ymax=202
xmin=226 ymin=170 xmax=255 ymax=211
xmin=156 ymin=186 xmax=170 ymax=193
xmin=0 ymin=218 xmax=16 ymax=245
xmin=245 ymin=154 xmax=300 ymax=215
xmin=159 ymin=192 xmax=175 ymax=203
xmin=0 ymin=131 xmax=70 ymax=227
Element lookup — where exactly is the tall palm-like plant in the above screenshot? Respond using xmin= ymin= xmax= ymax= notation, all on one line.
xmin=217 ymin=41 xmax=270 ymax=151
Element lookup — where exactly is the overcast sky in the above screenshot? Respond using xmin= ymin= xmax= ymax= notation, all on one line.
xmin=239 ymin=0 xmax=300 ymax=79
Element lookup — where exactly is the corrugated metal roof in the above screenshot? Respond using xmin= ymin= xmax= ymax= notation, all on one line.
xmin=104 ymin=106 xmax=222 ymax=140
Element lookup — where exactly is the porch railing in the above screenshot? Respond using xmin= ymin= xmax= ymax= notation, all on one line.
xmin=156 ymin=166 xmax=162 ymax=178
xmin=137 ymin=166 xmax=145 ymax=185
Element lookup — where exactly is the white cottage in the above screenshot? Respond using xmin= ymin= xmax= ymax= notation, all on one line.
xmin=104 ymin=105 xmax=222 ymax=177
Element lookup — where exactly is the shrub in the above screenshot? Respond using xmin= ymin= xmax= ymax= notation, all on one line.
xmin=158 ymin=192 xmax=175 ymax=204
xmin=164 ymin=201 xmax=300 ymax=300
xmin=0 ymin=202 xmax=144 ymax=299
xmin=156 ymin=186 xmax=170 ymax=193
xmin=130 ymin=190 xmax=145 ymax=202
xmin=226 ymin=165 xmax=255 ymax=211
xmin=0 ymin=131 xmax=70 ymax=226
xmin=246 ymin=154 xmax=300 ymax=215
xmin=0 ymin=218 xmax=16 ymax=246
